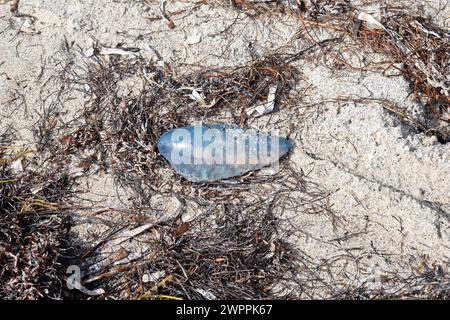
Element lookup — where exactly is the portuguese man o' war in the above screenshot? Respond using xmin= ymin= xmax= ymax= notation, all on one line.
xmin=157 ymin=124 xmax=292 ymax=182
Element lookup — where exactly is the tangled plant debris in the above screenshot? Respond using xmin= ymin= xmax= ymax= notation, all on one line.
xmin=0 ymin=128 xmax=76 ymax=300
xmin=78 ymin=199 xmax=308 ymax=299
xmin=355 ymin=12 xmax=450 ymax=140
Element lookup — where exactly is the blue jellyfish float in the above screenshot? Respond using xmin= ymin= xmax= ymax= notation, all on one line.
xmin=158 ymin=124 xmax=292 ymax=182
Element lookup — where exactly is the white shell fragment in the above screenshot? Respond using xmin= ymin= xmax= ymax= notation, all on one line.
xmin=357 ymin=12 xmax=386 ymax=30
xmin=247 ymin=84 xmax=278 ymax=117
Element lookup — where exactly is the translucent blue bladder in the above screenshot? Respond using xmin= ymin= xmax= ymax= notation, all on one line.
xmin=158 ymin=124 xmax=292 ymax=182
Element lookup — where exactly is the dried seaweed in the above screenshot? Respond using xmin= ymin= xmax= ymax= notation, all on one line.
xmin=0 ymin=128 xmax=76 ymax=299
xmin=80 ymin=196 xmax=305 ymax=299
xmin=355 ymin=13 xmax=450 ymax=141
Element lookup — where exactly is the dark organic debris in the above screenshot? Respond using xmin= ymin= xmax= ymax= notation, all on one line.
xmin=0 ymin=129 xmax=76 ymax=300
xmin=80 ymin=202 xmax=304 ymax=300
xmin=355 ymin=13 xmax=450 ymax=141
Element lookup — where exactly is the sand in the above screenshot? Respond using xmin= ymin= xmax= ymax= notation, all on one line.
xmin=0 ymin=0 xmax=449 ymax=298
